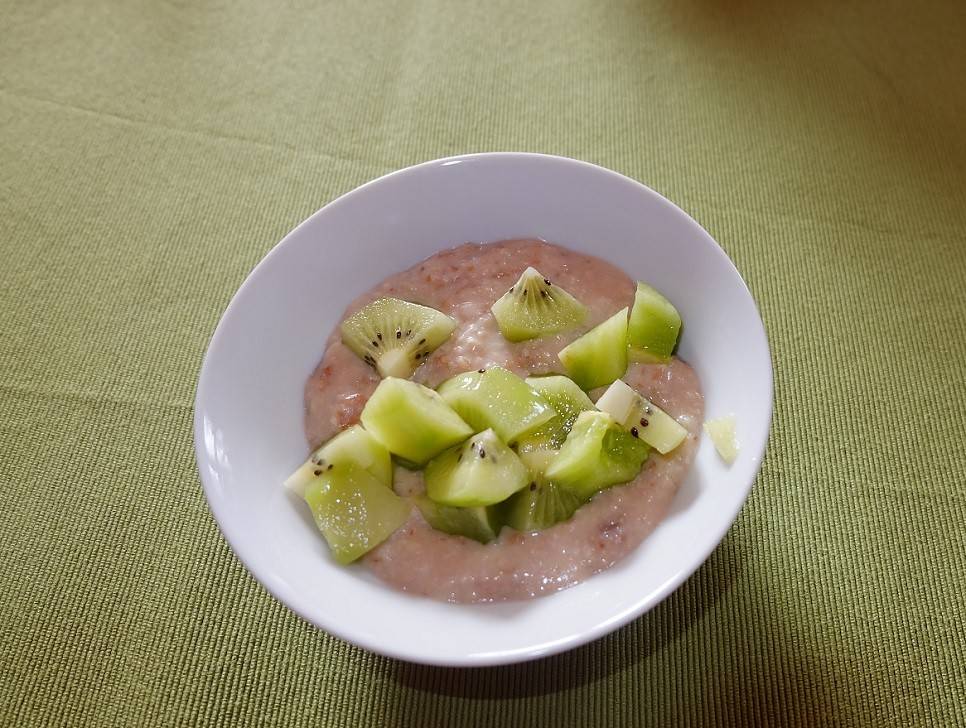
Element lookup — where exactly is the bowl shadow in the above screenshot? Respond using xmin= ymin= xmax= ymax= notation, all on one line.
xmin=380 ymin=528 xmax=865 ymax=726
xmin=390 ymin=535 xmax=740 ymax=699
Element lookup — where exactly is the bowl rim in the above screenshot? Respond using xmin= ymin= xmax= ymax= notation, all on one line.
xmin=194 ymin=152 xmax=773 ymax=666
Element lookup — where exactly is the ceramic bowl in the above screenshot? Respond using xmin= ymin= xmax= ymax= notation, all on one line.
xmin=194 ymin=153 xmax=772 ymax=666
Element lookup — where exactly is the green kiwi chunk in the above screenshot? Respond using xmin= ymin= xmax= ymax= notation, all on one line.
xmin=413 ymin=495 xmax=502 ymax=544
xmin=302 ymin=464 xmax=411 ymax=564
xmin=557 ymin=308 xmax=629 ymax=390
xmin=490 ymin=267 xmax=587 ymax=341
xmin=627 ymin=283 xmax=681 ymax=362
xmin=521 ymin=375 xmax=596 ymax=447
xmin=544 ymin=410 xmax=649 ymax=500
xmin=284 ymin=424 xmax=392 ymax=496
xmin=424 ymin=429 xmax=530 ymax=507
xmin=594 ymin=379 xmax=688 ymax=454
xmin=360 ymin=377 xmax=473 ymax=465
xmin=514 ymin=445 xmax=558 ymax=478
xmin=512 ymin=375 xmax=597 ymax=479
xmin=341 ymin=297 xmax=456 ymax=378
xmin=497 ymin=480 xmax=583 ymax=533
xmin=437 ymin=366 xmax=556 ymax=443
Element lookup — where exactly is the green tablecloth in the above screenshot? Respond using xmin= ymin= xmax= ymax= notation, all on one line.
xmin=2 ymin=0 xmax=964 ymax=725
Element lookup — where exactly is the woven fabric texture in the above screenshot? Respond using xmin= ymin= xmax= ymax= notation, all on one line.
xmin=1 ymin=0 xmax=964 ymax=725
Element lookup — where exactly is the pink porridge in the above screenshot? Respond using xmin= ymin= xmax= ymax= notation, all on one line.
xmin=303 ymin=239 xmax=703 ymax=602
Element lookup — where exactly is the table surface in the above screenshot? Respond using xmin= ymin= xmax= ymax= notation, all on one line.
xmin=2 ymin=0 xmax=964 ymax=725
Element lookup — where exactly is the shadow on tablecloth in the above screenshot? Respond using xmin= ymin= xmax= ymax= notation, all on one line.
xmin=390 ymin=529 xmax=862 ymax=726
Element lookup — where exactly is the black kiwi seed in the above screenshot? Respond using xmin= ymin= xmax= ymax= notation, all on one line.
xmin=540 ymin=290 xmax=547 ymax=298
xmin=327 ymin=464 xmax=334 ymax=471
xmin=415 ymin=353 xmax=422 ymax=360
xmin=529 ymin=482 xmax=537 ymax=491
xmin=645 ymin=406 xmax=653 ymax=415
xmin=313 ymin=469 xmax=322 ymax=476
xmin=406 ymin=329 xmax=412 ymax=336
xmin=631 ymin=427 xmax=639 ymax=438
xmin=371 ymin=340 xmax=379 ymax=347
xmin=478 ymin=368 xmax=486 ymax=373
xmin=544 ymin=278 xmax=551 ymax=285
xmin=396 ymin=330 xmax=402 ymax=339
xmin=521 ymin=288 xmax=527 ymax=296
xmin=509 ymin=286 xmax=514 ymax=293
xmin=640 ymin=418 xmax=649 ymax=427
xmin=376 ymin=333 xmax=382 ymax=341
xmin=479 ymin=448 xmax=486 ymax=458
xmin=418 ymin=338 xmax=426 ymax=345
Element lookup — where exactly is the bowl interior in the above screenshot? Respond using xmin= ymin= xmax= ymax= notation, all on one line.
xmin=195 ymin=153 xmax=772 ymax=666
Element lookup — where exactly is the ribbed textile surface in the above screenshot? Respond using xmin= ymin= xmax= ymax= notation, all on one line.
xmin=1 ymin=0 xmax=964 ymax=725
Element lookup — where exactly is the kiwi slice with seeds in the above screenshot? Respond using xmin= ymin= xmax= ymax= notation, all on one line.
xmin=341 ymin=297 xmax=456 ymax=378
xmin=424 ymin=429 xmax=530 ymax=507
xmin=284 ymin=424 xmax=392 ymax=497
xmin=491 ymin=267 xmax=587 ymax=342
xmin=595 ymin=379 xmax=688 ymax=454
xmin=544 ymin=410 xmax=650 ymax=500
xmin=497 ymin=480 xmax=583 ymax=533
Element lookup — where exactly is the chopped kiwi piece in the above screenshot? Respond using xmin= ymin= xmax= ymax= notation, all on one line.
xmin=490 ymin=267 xmax=587 ymax=342
xmin=302 ymin=465 xmax=411 ymax=564
xmin=545 ymin=410 xmax=649 ymax=500
xmin=704 ymin=415 xmax=739 ymax=464
xmin=360 ymin=377 xmax=473 ymax=465
xmin=627 ymin=283 xmax=681 ymax=362
xmin=501 ymin=379 xmax=591 ymax=532
xmin=513 ymin=374 xmax=597 ymax=476
xmin=424 ymin=429 xmax=530 ymax=507
xmin=498 ymin=480 xmax=583 ymax=533
xmin=525 ymin=375 xmax=596 ymax=422
xmin=513 ymin=436 xmax=558 ymax=482
xmin=595 ymin=379 xmax=688 ymax=454
xmin=284 ymin=425 xmax=392 ymax=496
xmin=436 ymin=369 xmax=484 ymax=409
xmin=341 ymin=297 xmax=456 ymax=378
xmin=514 ymin=445 xmax=560 ymax=484
xmin=557 ymin=308 xmax=629 ymax=390
xmin=437 ymin=366 xmax=556 ymax=443
xmin=413 ymin=495 xmax=501 ymax=544
xmin=522 ymin=375 xmax=596 ymax=447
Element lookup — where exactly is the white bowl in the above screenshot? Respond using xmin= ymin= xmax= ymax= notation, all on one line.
xmin=194 ymin=153 xmax=772 ymax=667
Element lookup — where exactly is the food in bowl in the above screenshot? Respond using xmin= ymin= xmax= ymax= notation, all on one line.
xmin=285 ymin=238 xmax=704 ymax=602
